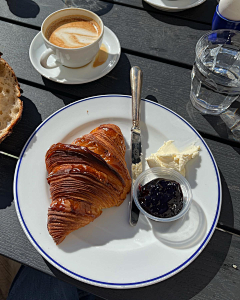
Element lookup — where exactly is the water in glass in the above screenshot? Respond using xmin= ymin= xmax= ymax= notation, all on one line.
xmin=190 ymin=30 xmax=240 ymax=115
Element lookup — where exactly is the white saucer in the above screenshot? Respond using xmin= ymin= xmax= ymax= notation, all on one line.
xmin=29 ymin=27 xmax=121 ymax=84
xmin=144 ymin=0 xmax=206 ymax=12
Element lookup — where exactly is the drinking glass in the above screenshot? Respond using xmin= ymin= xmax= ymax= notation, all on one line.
xmin=190 ymin=29 xmax=240 ymax=115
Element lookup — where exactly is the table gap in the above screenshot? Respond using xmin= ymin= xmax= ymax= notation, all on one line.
xmin=0 ymin=151 xmax=19 ymax=160
xmin=216 ymin=226 xmax=240 ymax=238
xmin=17 ymin=77 xmax=80 ymax=100
xmin=197 ymin=131 xmax=240 ymax=149
xmin=122 ymin=48 xmax=193 ymax=70
xmin=0 ymin=16 xmax=40 ymax=31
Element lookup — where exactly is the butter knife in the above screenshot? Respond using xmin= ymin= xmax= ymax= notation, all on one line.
xmin=129 ymin=66 xmax=143 ymax=227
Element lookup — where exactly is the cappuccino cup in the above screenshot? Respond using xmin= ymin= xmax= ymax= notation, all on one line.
xmin=40 ymin=8 xmax=104 ymax=68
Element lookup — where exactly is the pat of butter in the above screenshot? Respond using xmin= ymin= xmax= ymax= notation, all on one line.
xmin=146 ymin=140 xmax=200 ymax=177
xmin=132 ymin=162 xmax=143 ymax=182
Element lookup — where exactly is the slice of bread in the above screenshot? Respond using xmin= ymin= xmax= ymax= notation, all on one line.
xmin=0 ymin=53 xmax=23 ymax=143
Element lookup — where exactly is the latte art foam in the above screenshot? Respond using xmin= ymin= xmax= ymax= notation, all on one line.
xmin=46 ymin=16 xmax=101 ymax=49
xmin=51 ymin=27 xmax=99 ymax=48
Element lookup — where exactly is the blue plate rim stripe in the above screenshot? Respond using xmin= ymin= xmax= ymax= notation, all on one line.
xmin=14 ymin=94 xmax=221 ymax=287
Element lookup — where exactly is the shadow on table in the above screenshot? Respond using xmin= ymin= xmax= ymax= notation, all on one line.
xmin=0 ymin=96 xmax=42 ymax=209
xmin=141 ymin=0 xmax=215 ymax=28
xmin=41 ymin=53 xmax=132 ymax=105
xmin=6 ymin=0 xmax=40 ymax=18
xmin=44 ymin=229 xmax=232 ymax=300
xmin=204 ymin=100 xmax=240 ymax=143
xmin=145 ymin=95 xmax=158 ymax=103
xmin=186 ymin=98 xmax=240 ymax=144
xmin=218 ymin=170 xmax=234 ymax=228
xmin=187 ymin=100 xmax=236 ymax=226
xmin=0 ymin=155 xmax=16 ymax=209
xmin=0 ymin=96 xmax=42 ymax=157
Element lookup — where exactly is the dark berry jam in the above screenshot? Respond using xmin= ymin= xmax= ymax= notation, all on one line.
xmin=138 ymin=178 xmax=183 ymax=218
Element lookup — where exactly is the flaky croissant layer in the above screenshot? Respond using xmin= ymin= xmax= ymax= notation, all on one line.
xmin=46 ymin=124 xmax=131 ymax=245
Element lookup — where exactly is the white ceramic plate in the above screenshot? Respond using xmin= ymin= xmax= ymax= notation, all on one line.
xmin=144 ymin=0 xmax=206 ymax=12
xmin=29 ymin=27 xmax=121 ymax=84
xmin=14 ymin=95 xmax=221 ymax=289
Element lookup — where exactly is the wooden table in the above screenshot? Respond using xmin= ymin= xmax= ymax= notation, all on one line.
xmin=1 ymin=0 xmax=240 ymax=299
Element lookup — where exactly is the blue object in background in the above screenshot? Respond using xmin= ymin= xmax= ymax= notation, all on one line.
xmin=212 ymin=5 xmax=240 ymax=31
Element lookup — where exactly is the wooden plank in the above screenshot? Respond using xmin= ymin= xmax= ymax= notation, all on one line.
xmin=1 ymin=22 xmax=238 ymax=146
xmin=0 ymin=0 xmax=216 ymax=26
xmin=0 ymin=84 xmax=240 ymax=230
xmin=0 ymin=201 xmax=239 ymax=300
xmin=107 ymin=0 xmax=217 ymax=25
xmin=0 ymin=3 xmax=211 ymax=65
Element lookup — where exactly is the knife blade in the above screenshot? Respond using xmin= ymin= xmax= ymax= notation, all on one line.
xmin=129 ymin=66 xmax=143 ymax=227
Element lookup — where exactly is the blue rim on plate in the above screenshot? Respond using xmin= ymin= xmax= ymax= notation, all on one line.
xmin=14 ymin=95 xmax=221 ymax=288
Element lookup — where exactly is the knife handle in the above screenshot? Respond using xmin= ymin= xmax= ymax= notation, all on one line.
xmin=130 ymin=66 xmax=143 ymax=129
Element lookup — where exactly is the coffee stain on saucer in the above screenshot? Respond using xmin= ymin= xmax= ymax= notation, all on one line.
xmin=93 ymin=44 xmax=108 ymax=68
xmin=64 ymin=44 xmax=108 ymax=69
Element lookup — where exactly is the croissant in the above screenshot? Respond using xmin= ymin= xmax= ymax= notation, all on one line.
xmin=46 ymin=124 xmax=131 ymax=245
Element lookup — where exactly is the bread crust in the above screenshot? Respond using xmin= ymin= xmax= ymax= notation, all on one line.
xmin=0 ymin=52 xmax=23 ymax=143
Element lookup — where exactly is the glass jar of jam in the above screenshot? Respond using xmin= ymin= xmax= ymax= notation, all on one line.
xmin=133 ymin=167 xmax=192 ymax=222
